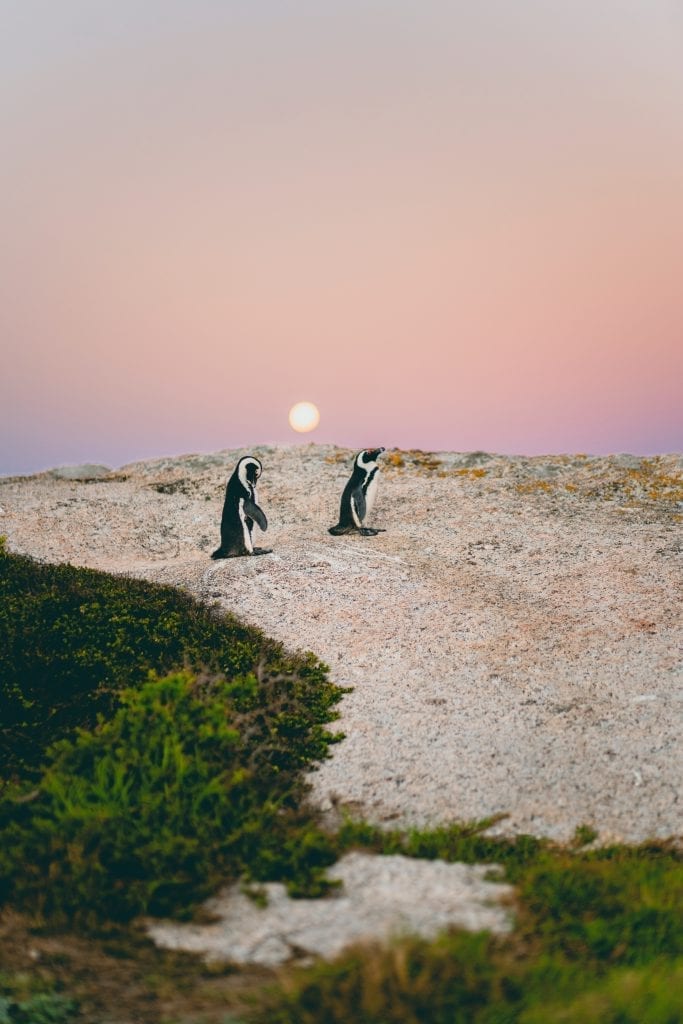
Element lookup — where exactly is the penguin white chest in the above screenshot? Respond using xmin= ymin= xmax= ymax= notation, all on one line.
xmin=365 ymin=474 xmax=378 ymax=517
xmin=238 ymin=497 xmax=253 ymax=553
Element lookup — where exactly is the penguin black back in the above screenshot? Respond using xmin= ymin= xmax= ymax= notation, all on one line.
xmin=329 ymin=447 xmax=386 ymax=536
xmin=211 ymin=456 xmax=271 ymax=558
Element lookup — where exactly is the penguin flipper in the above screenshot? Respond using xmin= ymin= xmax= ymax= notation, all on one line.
xmin=244 ymin=499 xmax=268 ymax=531
xmin=351 ymin=487 xmax=366 ymax=527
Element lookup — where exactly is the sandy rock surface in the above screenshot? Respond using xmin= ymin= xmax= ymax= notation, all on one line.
xmin=2 ymin=445 xmax=682 ymax=842
xmin=148 ymin=852 xmax=513 ymax=966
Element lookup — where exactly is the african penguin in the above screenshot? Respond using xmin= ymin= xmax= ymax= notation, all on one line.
xmin=211 ymin=455 xmax=272 ymax=558
xmin=329 ymin=447 xmax=386 ymax=536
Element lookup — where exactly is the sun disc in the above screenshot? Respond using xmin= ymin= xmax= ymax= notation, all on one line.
xmin=288 ymin=401 xmax=320 ymax=433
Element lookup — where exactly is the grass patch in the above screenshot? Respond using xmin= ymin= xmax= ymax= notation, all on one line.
xmin=253 ymin=822 xmax=683 ymax=1023
xmin=0 ymin=545 xmax=346 ymax=924
xmin=0 ymin=988 xmax=77 ymax=1024
xmin=256 ymin=941 xmax=683 ymax=1024
xmin=522 ymin=958 xmax=683 ymax=1023
xmin=334 ymin=816 xmax=545 ymax=878
xmin=259 ymin=932 xmax=505 ymax=1024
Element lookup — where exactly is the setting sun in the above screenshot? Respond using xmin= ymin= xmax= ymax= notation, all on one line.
xmin=288 ymin=401 xmax=320 ymax=433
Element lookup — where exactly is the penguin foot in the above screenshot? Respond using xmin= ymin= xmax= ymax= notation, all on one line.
xmin=328 ymin=525 xmax=354 ymax=535
xmin=211 ymin=548 xmax=260 ymax=559
xmin=252 ymin=547 xmax=273 ymax=556
xmin=359 ymin=527 xmax=384 ymax=536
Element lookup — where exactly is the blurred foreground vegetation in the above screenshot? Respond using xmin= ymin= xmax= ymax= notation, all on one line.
xmin=261 ymin=821 xmax=682 ymax=1023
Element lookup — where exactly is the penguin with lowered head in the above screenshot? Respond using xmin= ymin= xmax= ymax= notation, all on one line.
xmin=329 ymin=447 xmax=386 ymax=536
xmin=211 ymin=455 xmax=271 ymax=558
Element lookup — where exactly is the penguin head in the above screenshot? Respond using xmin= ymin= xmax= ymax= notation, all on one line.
xmin=236 ymin=456 xmax=263 ymax=492
xmin=356 ymin=448 xmax=385 ymax=470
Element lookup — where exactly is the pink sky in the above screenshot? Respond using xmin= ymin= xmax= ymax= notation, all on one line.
xmin=1 ymin=1 xmax=681 ymax=474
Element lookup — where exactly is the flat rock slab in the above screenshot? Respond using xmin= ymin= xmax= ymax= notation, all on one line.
xmin=45 ymin=463 xmax=113 ymax=481
xmin=147 ymin=852 xmax=513 ymax=966
xmin=2 ymin=445 xmax=682 ymax=842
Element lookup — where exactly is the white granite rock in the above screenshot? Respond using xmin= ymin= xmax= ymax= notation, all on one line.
xmin=147 ymin=852 xmax=513 ymax=966
xmin=47 ymin=463 xmax=112 ymax=480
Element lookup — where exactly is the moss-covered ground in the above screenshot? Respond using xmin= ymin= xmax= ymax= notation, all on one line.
xmin=0 ymin=540 xmax=681 ymax=1023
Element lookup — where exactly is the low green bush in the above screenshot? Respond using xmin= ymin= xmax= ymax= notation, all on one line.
xmin=0 ymin=547 xmax=346 ymax=923
xmin=521 ymin=958 xmax=683 ymax=1023
xmin=258 ymin=932 xmax=503 ymax=1024
xmin=0 ymin=991 xmax=77 ymax=1024
xmin=519 ymin=845 xmax=683 ymax=966
xmin=257 ymin=946 xmax=683 ymax=1024
xmin=0 ymin=546 xmax=342 ymax=781
xmin=0 ymin=671 xmax=341 ymax=922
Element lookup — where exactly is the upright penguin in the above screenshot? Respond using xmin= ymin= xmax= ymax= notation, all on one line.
xmin=329 ymin=447 xmax=386 ymax=536
xmin=211 ymin=455 xmax=271 ymax=558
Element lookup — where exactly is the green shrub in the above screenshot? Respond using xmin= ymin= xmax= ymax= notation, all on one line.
xmin=521 ymin=959 xmax=683 ymax=1023
xmin=520 ymin=846 xmax=683 ymax=965
xmin=0 ymin=671 xmax=340 ymax=922
xmin=0 ymin=992 xmax=77 ymax=1024
xmin=0 ymin=548 xmax=346 ymax=922
xmin=0 ymin=548 xmax=343 ymax=781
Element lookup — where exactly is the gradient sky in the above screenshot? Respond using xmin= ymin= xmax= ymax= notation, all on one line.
xmin=1 ymin=0 xmax=682 ymax=474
